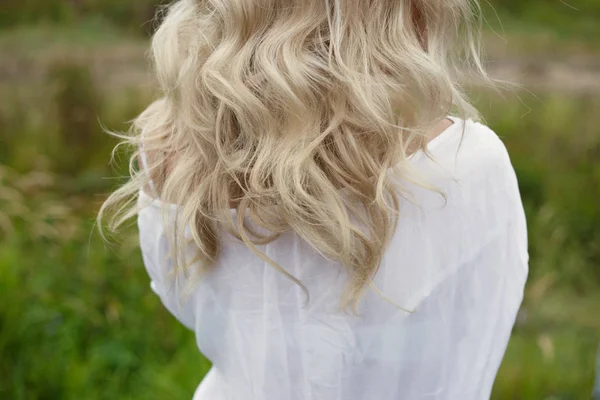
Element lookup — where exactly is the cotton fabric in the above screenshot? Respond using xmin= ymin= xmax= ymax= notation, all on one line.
xmin=137 ymin=117 xmax=529 ymax=400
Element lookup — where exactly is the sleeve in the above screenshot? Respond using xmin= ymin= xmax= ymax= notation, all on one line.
xmin=137 ymin=209 xmax=197 ymax=331
xmin=385 ymin=212 xmax=528 ymax=398
xmin=389 ymin=129 xmax=529 ymax=399
xmin=438 ymin=218 xmax=528 ymax=399
xmin=445 ymin=130 xmax=528 ymax=398
xmin=421 ymin=136 xmax=529 ymax=398
xmin=137 ymin=185 xmax=197 ymax=331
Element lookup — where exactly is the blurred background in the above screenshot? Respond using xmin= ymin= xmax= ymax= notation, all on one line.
xmin=1 ymin=1 xmax=599 ymax=399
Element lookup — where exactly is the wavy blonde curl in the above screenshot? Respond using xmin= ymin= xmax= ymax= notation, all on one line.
xmin=98 ymin=0 xmax=491 ymax=313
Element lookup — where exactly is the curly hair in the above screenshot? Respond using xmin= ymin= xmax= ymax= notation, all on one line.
xmin=98 ymin=0 xmax=490 ymax=313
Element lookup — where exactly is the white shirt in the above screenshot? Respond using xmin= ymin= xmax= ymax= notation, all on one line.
xmin=137 ymin=117 xmax=529 ymax=400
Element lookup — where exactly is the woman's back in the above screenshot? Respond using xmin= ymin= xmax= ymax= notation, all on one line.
xmin=137 ymin=117 xmax=528 ymax=400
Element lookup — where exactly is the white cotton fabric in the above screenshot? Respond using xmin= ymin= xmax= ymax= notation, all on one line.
xmin=137 ymin=117 xmax=529 ymax=400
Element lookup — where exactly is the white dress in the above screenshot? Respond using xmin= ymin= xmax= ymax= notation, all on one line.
xmin=137 ymin=116 xmax=529 ymax=400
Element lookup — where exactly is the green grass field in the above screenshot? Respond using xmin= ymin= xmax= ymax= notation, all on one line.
xmin=1 ymin=2 xmax=599 ymax=399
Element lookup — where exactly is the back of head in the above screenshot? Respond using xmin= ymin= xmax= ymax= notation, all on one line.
xmin=99 ymin=0 xmax=489 ymax=313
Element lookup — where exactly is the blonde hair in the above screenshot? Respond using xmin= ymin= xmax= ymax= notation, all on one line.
xmin=98 ymin=0 xmax=489 ymax=313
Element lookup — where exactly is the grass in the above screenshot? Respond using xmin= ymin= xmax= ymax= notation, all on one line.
xmin=0 ymin=204 xmax=210 ymax=400
xmin=497 ymin=327 xmax=599 ymax=399
xmin=1 ymin=12 xmax=599 ymax=400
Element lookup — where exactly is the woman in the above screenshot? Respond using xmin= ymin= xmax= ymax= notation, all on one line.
xmin=99 ymin=0 xmax=528 ymax=399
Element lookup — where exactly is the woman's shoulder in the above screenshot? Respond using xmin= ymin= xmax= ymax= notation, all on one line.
xmin=400 ymin=116 xmax=523 ymax=224
xmin=417 ymin=117 xmax=516 ymax=185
